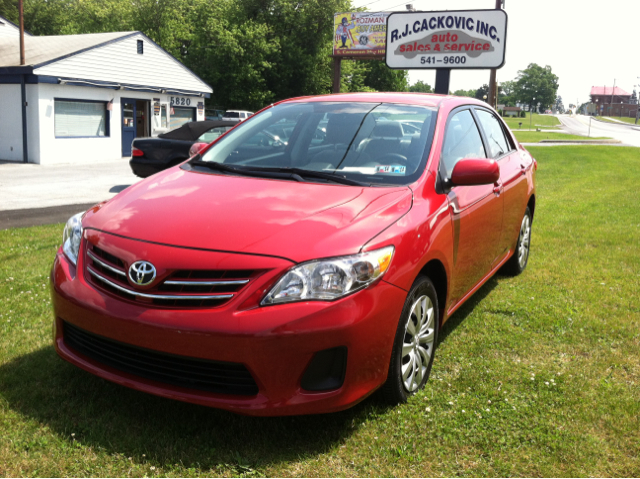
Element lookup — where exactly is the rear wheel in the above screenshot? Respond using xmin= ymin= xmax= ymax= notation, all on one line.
xmin=502 ymin=207 xmax=532 ymax=276
xmin=382 ymin=275 xmax=439 ymax=404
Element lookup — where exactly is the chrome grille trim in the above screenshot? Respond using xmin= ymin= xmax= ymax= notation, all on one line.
xmin=164 ymin=279 xmax=249 ymax=286
xmin=87 ymin=266 xmax=234 ymax=301
xmin=87 ymin=250 xmax=126 ymax=277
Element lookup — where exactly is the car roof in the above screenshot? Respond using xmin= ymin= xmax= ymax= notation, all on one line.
xmin=275 ymin=92 xmax=490 ymax=110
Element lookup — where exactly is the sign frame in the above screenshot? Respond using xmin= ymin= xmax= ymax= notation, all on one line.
xmin=385 ymin=9 xmax=508 ymax=70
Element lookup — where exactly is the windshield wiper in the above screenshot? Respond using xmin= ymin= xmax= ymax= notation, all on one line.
xmin=257 ymin=167 xmax=370 ymax=186
xmin=189 ymin=159 xmax=368 ymax=186
xmin=189 ymin=159 xmax=303 ymax=182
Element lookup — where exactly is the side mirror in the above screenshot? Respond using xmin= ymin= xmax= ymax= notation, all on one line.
xmin=450 ymin=158 xmax=500 ymax=186
xmin=189 ymin=142 xmax=209 ymax=157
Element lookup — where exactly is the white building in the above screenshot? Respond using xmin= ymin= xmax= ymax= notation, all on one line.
xmin=0 ymin=26 xmax=212 ymax=164
xmin=0 ymin=15 xmax=32 ymax=38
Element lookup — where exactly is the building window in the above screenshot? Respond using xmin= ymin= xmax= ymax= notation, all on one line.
xmin=170 ymin=107 xmax=195 ymax=129
xmin=137 ymin=40 xmax=143 ymax=54
xmin=54 ymin=99 xmax=108 ymax=138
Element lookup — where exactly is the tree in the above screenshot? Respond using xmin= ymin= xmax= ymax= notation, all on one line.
xmin=408 ymin=80 xmax=432 ymax=93
xmin=555 ymin=96 xmax=565 ymax=114
xmin=0 ymin=0 xmax=17 ymax=23
xmin=632 ymin=89 xmax=638 ymax=105
xmin=361 ymin=60 xmax=408 ymax=92
xmin=475 ymin=84 xmax=489 ymax=102
xmin=452 ymin=88 xmax=475 ymax=98
xmin=498 ymin=80 xmax=516 ymax=106
xmin=513 ymin=63 xmax=559 ymax=114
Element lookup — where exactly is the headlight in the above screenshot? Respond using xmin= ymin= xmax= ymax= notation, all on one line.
xmin=261 ymin=246 xmax=394 ymax=305
xmin=62 ymin=212 xmax=84 ymax=265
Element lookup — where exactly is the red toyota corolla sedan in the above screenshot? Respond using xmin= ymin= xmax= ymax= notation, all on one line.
xmin=51 ymin=93 xmax=536 ymax=416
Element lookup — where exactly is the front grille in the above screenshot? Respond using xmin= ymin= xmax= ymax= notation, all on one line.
xmin=63 ymin=321 xmax=259 ymax=396
xmin=85 ymin=245 xmax=259 ymax=308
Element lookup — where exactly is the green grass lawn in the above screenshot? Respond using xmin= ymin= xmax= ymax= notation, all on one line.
xmin=513 ymin=131 xmax=610 ymax=142
xmin=1 ymin=146 xmax=639 ymax=476
xmin=598 ymin=116 xmax=640 ymax=126
xmin=503 ymin=113 xmax=561 ymax=130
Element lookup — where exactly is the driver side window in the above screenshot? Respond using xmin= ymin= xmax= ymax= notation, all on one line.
xmin=440 ymin=109 xmax=486 ymax=178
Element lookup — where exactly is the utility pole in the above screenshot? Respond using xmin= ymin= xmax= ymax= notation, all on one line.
xmin=19 ymin=0 xmax=25 ymax=65
xmin=488 ymin=0 xmax=502 ymax=109
xmin=610 ymin=79 xmax=615 ymax=116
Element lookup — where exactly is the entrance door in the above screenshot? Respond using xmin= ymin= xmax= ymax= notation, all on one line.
xmin=121 ymin=99 xmax=136 ymax=156
xmin=121 ymin=99 xmax=150 ymax=156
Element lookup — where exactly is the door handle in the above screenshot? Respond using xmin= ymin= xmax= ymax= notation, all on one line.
xmin=493 ymin=183 xmax=503 ymax=196
xmin=520 ymin=163 xmax=527 ymax=176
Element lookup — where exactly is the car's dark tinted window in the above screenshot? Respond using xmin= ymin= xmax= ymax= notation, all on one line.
xmin=199 ymin=102 xmax=436 ymax=186
xmin=224 ymin=112 xmax=240 ymax=118
xmin=475 ymin=109 xmax=510 ymax=159
xmin=441 ymin=109 xmax=486 ymax=178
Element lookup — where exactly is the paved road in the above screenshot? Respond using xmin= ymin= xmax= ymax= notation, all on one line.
xmin=558 ymin=115 xmax=640 ymax=147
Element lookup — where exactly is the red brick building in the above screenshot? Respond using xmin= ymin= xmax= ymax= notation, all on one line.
xmin=589 ymin=86 xmax=637 ymax=117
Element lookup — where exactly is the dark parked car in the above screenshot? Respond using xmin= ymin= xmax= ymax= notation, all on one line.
xmin=129 ymin=120 xmax=236 ymax=178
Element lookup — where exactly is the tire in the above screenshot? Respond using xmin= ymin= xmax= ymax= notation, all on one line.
xmin=502 ymin=206 xmax=532 ymax=276
xmin=381 ymin=275 xmax=439 ymax=404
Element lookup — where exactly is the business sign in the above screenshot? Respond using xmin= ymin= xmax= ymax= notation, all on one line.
xmin=385 ymin=10 xmax=507 ymax=69
xmin=333 ymin=12 xmax=390 ymax=58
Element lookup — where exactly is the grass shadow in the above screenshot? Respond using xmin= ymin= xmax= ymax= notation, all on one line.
xmin=0 ymin=346 xmax=383 ymax=472
xmin=438 ymin=275 xmax=500 ymax=345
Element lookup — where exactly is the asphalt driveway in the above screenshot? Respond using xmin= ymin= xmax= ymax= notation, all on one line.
xmin=0 ymin=157 xmax=142 ymax=229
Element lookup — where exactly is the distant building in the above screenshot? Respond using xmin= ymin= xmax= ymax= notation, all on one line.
xmin=589 ymin=86 xmax=636 ymax=117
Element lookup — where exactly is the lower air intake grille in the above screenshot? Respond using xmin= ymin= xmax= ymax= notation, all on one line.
xmin=63 ymin=321 xmax=258 ymax=396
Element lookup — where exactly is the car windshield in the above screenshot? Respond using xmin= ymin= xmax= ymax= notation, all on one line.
xmin=197 ymin=102 xmax=436 ymax=186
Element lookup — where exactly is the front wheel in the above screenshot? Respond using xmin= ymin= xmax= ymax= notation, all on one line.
xmin=502 ymin=206 xmax=532 ymax=276
xmin=381 ymin=275 xmax=439 ymax=404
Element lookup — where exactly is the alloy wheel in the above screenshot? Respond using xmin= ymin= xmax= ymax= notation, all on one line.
xmin=518 ymin=214 xmax=531 ymax=269
xmin=401 ymin=295 xmax=436 ymax=392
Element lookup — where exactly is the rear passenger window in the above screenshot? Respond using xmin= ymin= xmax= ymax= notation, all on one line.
xmin=476 ymin=109 xmax=510 ymax=159
xmin=440 ymin=110 xmax=486 ymax=178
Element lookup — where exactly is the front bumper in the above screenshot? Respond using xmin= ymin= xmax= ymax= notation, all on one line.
xmin=51 ymin=233 xmax=406 ymax=416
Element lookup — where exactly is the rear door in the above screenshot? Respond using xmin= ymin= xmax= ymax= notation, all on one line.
xmin=440 ymin=108 xmax=504 ymax=308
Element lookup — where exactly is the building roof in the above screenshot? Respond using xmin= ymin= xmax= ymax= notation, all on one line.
xmin=590 ymin=86 xmax=630 ymax=97
xmin=0 ymin=15 xmax=33 ymax=37
xmin=0 ymin=31 xmax=133 ymax=67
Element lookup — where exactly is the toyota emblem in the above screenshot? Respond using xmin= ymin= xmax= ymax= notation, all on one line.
xmin=128 ymin=261 xmax=157 ymax=286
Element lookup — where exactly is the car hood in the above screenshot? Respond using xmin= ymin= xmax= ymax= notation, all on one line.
xmin=83 ymin=167 xmax=413 ymax=262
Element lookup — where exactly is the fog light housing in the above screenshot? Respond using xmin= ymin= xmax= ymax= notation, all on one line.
xmin=301 ymin=347 xmax=348 ymax=392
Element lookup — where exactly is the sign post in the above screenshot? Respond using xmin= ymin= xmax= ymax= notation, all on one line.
xmin=385 ymin=10 xmax=508 ymax=95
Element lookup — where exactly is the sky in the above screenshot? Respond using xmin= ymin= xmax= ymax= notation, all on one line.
xmin=351 ymin=0 xmax=640 ymax=105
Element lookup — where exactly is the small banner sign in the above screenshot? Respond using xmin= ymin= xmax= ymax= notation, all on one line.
xmin=385 ymin=9 xmax=507 ymax=69
xmin=197 ymin=102 xmax=204 ymax=116
xmin=333 ymin=12 xmax=390 ymax=57
xmin=153 ymin=98 xmax=161 ymax=116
